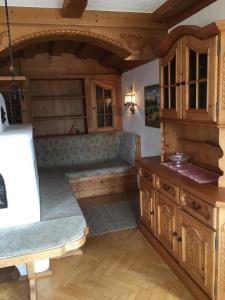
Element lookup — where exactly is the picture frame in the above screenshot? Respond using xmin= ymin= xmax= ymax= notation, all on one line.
xmin=144 ymin=84 xmax=160 ymax=128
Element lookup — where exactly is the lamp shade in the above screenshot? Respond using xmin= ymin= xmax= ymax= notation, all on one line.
xmin=124 ymin=86 xmax=136 ymax=106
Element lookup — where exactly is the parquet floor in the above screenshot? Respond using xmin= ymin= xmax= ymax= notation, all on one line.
xmin=0 ymin=229 xmax=194 ymax=300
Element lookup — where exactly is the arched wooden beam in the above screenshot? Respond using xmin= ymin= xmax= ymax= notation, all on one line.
xmin=141 ymin=22 xmax=221 ymax=59
xmin=0 ymin=29 xmax=131 ymax=60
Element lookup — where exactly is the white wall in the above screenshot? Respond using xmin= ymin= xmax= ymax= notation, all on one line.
xmin=122 ymin=60 xmax=160 ymax=157
xmin=174 ymin=0 xmax=225 ymax=27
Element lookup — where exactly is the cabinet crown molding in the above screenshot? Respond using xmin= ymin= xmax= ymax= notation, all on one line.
xmin=154 ymin=22 xmax=224 ymax=58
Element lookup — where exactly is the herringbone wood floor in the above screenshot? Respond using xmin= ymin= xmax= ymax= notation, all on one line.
xmin=0 ymin=229 xmax=194 ymax=300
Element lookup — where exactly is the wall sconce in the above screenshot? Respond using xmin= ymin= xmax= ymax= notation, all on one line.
xmin=124 ymin=86 xmax=137 ymax=114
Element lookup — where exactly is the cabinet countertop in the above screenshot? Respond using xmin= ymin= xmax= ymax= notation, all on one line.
xmin=138 ymin=156 xmax=225 ymax=207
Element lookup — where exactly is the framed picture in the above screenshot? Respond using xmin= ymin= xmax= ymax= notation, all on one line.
xmin=144 ymin=84 xmax=160 ymax=128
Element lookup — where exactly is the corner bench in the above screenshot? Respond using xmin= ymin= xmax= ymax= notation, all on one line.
xmin=35 ymin=131 xmax=141 ymax=199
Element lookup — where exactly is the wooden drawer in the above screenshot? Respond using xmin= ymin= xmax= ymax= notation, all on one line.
xmin=155 ymin=175 xmax=179 ymax=204
xmin=139 ymin=168 xmax=155 ymax=187
xmin=180 ymin=190 xmax=216 ymax=229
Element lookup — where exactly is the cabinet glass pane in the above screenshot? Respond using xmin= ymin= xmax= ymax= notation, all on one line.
xmin=189 ymin=50 xmax=197 ymax=81
xmin=170 ymin=57 xmax=176 ymax=85
xmin=97 ymin=115 xmax=105 ymax=127
xmin=199 ymin=82 xmax=207 ymax=109
xmin=170 ymin=87 xmax=176 ymax=109
xmin=189 ymin=84 xmax=196 ymax=109
xmin=164 ymin=88 xmax=169 ymax=109
xmin=199 ymin=53 xmax=208 ymax=79
xmin=105 ymin=101 xmax=112 ymax=113
xmin=163 ymin=65 xmax=169 ymax=85
xmin=96 ymin=86 xmax=103 ymax=101
xmin=104 ymin=89 xmax=112 ymax=100
xmin=106 ymin=114 xmax=113 ymax=127
xmin=97 ymin=102 xmax=104 ymax=114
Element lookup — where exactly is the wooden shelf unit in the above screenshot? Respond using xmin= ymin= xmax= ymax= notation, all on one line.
xmin=30 ymin=77 xmax=88 ymax=136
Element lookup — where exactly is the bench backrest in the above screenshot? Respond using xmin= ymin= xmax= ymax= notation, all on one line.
xmin=34 ymin=132 xmax=140 ymax=168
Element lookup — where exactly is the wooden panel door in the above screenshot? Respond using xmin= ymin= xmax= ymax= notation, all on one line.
xmin=155 ymin=192 xmax=179 ymax=259
xmin=160 ymin=39 xmax=182 ymax=119
xmin=139 ymin=181 xmax=155 ymax=235
xmin=178 ymin=210 xmax=216 ymax=298
xmin=182 ymin=35 xmax=218 ymax=122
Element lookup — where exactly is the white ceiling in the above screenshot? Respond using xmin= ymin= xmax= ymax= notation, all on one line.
xmin=0 ymin=0 xmax=167 ymax=13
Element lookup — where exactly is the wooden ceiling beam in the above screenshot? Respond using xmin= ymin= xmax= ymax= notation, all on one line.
xmin=76 ymin=43 xmax=96 ymax=59
xmin=62 ymin=0 xmax=88 ymax=18
xmin=153 ymin=0 xmax=217 ymax=28
xmin=49 ymin=41 xmax=65 ymax=56
xmin=22 ymin=46 xmax=35 ymax=59
xmin=99 ymin=54 xmax=122 ymax=68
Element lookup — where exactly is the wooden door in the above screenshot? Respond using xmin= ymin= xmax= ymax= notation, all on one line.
xmin=91 ymin=80 xmax=116 ymax=131
xmin=155 ymin=192 xmax=179 ymax=259
xmin=139 ymin=181 xmax=155 ymax=235
xmin=178 ymin=210 xmax=216 ymax=298
xmin=160 ymin=39 xmax=182 ymax=119
xmin=182 ymin=35 xmax=218 ymax=122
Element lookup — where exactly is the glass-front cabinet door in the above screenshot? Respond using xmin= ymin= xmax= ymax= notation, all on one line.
xmin=182 ymin=36 xmax=218 ymax=122
xmin=92 ymin=81 xmax=115 ymax=131
xmin=160 ymin=40 xmax=182 ymax=119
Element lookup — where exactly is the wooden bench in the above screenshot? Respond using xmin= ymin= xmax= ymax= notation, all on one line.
xmin=35 ymin=131 xmax=141 ymax=199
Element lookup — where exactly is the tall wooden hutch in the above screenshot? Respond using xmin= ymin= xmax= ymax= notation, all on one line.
xmin=138 ymin=21 xmax=225 ymax=300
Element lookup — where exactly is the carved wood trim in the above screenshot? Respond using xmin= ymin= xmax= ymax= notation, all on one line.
xmin=0 ymin=28 xmax=131 ymax=59
xmin=120 ymin=33 xmax=159 ymax=52
xmin=0 ymin=31 xmax=7 ymax=46
xmin=151 ymin=22 xmax=220 ymax=58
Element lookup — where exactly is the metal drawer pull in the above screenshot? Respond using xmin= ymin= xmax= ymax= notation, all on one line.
xmin=191 ymin=201 xmax=201 ymax=210
xmin=163 ymin=183 xmax=171 ymax=191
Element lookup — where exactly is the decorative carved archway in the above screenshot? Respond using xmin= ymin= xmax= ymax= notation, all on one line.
xmin=0 ymin=28 xmax=131 ymax=59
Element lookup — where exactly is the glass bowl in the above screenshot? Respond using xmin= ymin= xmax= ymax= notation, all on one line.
xmin=168 ymin=153 xmax=189 ymax=168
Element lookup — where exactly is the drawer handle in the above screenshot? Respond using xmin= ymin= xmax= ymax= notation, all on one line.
xmin=173 ymin=231 xmax=177 ymax=237
xmin=191 ymin=201 xmax=201 ymax=210
xmin=177 ymin=237 xmax=182 ymax=242
xmin=163 ymin=183 xmax=171 ymax=191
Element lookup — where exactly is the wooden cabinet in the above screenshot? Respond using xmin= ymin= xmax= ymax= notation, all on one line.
xmin=139 ymin=181 xmax=155 ymax=234
xmin=155 ymin=192 xmax=179 ymax=258
xmin=160 ymin=35 xmax=218 ymax=123
xmin=178 ymin=210 xmax=216 ymax=298
xmin=160 ymin=39 xmax=182 ymax=119
xmin=91 ymin=77 xmax=121 ymax=132
xmin=138 ymin=157 xmax=225 ymax=300
xmin=91 ymin=80 xmax=115 ymax=131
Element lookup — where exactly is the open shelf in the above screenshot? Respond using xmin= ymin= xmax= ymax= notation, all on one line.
xmin=32 ymin=96 xmax=86 ymax=101
xmin=34 ymin=115 xmax=87 ymax=121
xmin=30 ymin=77 xmax=88 ymax=136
